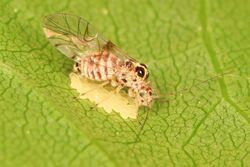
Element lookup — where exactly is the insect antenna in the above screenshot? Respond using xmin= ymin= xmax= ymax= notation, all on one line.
xmin=153 ymin=70 xmax=235 ymax=102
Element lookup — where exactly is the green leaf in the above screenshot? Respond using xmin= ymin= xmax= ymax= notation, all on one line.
xmin=0 ymin=0 xmax=250 ymax=167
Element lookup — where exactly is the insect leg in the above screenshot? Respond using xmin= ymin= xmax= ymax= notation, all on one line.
xmin=130 ymin=107 xmax=150 ymax=156
xmin=128 ymin=88 xmax=136 ymax=98
xmin=127 ymin=88 xmax=138 ymax=105
xmin=115 ymin=85 xmax=123 ymax=93
xmin=110 ymin=76 xmax=120 ymax=87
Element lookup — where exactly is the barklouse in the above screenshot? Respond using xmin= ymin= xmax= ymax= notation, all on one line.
xmin=43 ymin=13 xmax=155 ymax=107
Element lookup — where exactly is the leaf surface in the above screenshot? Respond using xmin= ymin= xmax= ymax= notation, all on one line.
xmin=0 ymin=0 xmax=249 ymax=166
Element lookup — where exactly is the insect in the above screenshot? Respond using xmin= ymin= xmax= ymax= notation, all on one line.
xmin=43 ymin=13 xmax=154 ymax=107
xmin=43 ymin=13 xmax=232 ymax=110
xmin=43 ymin=13 xmax=234 ymax=145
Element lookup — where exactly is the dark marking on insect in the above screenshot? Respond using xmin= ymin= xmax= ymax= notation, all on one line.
xmin=122 ymin=79 xmax=127 ymax=83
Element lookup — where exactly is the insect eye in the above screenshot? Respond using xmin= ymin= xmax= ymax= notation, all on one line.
xmin=135 ymin=66 xmax=145 ymax=78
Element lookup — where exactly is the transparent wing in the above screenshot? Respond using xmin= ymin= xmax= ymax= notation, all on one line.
xmin=43 ymin=13 xmax=135 ymax=62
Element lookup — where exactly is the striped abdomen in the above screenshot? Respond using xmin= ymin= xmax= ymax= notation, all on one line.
xmin=77 ymin=51 xmax=122 ymax=81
